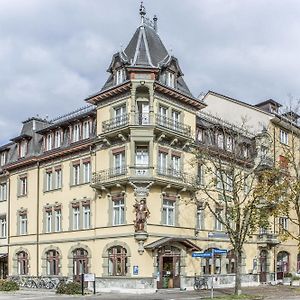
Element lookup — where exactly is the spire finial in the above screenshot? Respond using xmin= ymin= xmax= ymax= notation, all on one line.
xmin=139 ymin=1 xmax=146 ymax=23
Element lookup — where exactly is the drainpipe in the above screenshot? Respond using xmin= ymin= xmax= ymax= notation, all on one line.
xmin=36 ymin=162 xmax=40 ymax=276
xmin=273 ymin=127 xmax=276 ymax=281
xmin=7 ymin=172 xmax=11 ymax=278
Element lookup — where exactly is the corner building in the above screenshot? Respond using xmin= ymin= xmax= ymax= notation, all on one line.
xmin=0 ymin=7 xmax=298 ymax=293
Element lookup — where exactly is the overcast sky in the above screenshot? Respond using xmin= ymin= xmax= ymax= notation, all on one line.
xmin=1 ymin=0 xmax=300 ymax=145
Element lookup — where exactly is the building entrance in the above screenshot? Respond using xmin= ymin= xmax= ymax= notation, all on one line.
xmin=157 ymin=246 xmax=180 ymax=289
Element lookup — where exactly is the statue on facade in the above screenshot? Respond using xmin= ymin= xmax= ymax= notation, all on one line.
xmin=133 ymin=198 xmax=150 ymax=232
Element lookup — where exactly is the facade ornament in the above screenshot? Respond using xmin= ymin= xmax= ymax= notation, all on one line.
xmin=133 ymin=198 xmax=150 ymax=232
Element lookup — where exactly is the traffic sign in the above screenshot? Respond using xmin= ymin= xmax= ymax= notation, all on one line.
xmin=213 ymin=249 xmax=227 ymax=254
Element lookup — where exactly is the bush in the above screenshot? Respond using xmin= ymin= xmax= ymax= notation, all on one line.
xmin=56 ymin=282 xmax=81 ymax=295
xmin=292 ymin=275 xmax=300 ymax=281
xmin=0 ymin=280 xmax=19 ymax=291
xmin=284 ymin=272 xmax=293 ymax=278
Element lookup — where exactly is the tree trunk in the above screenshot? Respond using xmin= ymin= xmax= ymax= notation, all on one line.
xmin=235 ymin=250 xmax=242 ymax=295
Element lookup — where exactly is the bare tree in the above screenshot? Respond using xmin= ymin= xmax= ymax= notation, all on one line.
xmin=193 ymin=112 xmax=277 ymax=295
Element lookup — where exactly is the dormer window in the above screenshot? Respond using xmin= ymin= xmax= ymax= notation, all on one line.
xmin=54 ymin=130 xmax=62 ymax=148
xmin=0 ymin=152 xmax=7 ymax=166
xmin=46 ymin=133 xmax=53 ymax=151
xmin=19 ymin=140 xmax=27 ymax=158
xmin=166 ymin=71 xmax=175 ymax=88
xmin=82 ymin=120 xmax=90 ymax=139
xmin=116 ymin=68 xmax=125 ymax=85
xmin=73 ymin=124 xmax=80 ymax=142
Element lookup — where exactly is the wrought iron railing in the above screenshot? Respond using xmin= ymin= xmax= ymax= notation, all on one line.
xmin=92 ymin=165 xmax=128 ymax=184
xmin=135 ymin=113 xmax=150 ymax=125
xmin=102 ymin=114 xmax=129 ymax=132
xmin=131 ymin=165 xmax=151 ymax=176
xmin=156 ymin=166 xmax=196 ymax=185
xmin=155 ymin=114 xmax=191 ymax=136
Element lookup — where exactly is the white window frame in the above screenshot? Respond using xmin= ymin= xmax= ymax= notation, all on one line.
xmin=0 ymin=183 xmax=7 ymax=201
xmin=158 ymin=151 xmax=168 ymax=174
xmin=83 ymin=205 xmax=91 ymax=229
xmin=113 ymin=199 xmax=125 ymax=225
xmin=82 ymin=120 xmax=90 ymax=139
xmin=196 ymin=207 xmax=204 ymax=230
xmin=19 ymin=140 xmax=27 ymax=158
xmin=46 ymin=133 xmax=52 ymax=151
xmin=54 ymin=209 xmax=62 ymax=232
xmin=54 ymin=130 xmax=62 ymax=148
xmin=72 ymin=164 xmax=80 ymax=185
xmin=116 ymin=68 xmax=125 ymax=85
xmin=171 ymin=155 xmax=181 ymax=177
xmin=280 ymin=129 xmax=288 ymax=145
xmin=72 ymin=207 xmax=80 ymax=230
xmin=46 ymin=211 xmax=52 ymax=233
xmin=46 ymin=171 xmax=53 ymax=191
xmin=0 ymin=152 xmax=7 ymax=166
xmin=114 ymin=151 xmax=125 ymax=175
xmin=54 ymin=169 xmax=62 ymax=189
xmin=73 ymin=123 xmax=80 ymax=142
xmin=215 ymin=209 xmax=223 ymax=231
xmin=83 ymin=162 xmax=91 ymax=183
xmin=19 ymin=214 xmax=28 ymax=235
xmin=279 ymin=216 xmax=288 ymax=231
xmin=0 ymin=216 xmax=6 ymax=238
xmin=166 ymin=71 xmax=175 ymax=88
xmin=19 ymin=177 xmax=27 ymax=196
xmin=162 ymin=199 xmax=175 ymax=226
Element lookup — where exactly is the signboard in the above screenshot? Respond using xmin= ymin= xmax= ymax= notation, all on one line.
xmin=83 ymin=273 xmax=95 ymax=282
xmin=213 ymin=249 xmax=227 ymax=254
xmin=133 ymin=265 xmax=139 ymax=275
xmin=192 ymin=252 xmax=212 ymax=258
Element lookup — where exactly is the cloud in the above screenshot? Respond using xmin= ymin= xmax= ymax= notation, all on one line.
xmin=0 ymin=0 xmax=300 ymax=144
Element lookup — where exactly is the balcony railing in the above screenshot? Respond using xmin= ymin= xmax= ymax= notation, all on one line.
xmin=131 ymin=165 xmax=151 ymax=176
xmin=257 ymin=232 xmax=279 ymax=246
xmin=102 ymin=114 xmax=129 ymax=132
xmin=135 ymin=113 xmax=150 ymax=125
xmin=92 ymin=165 xmax=128 ymax=184
xmin=156 ymin=166 xmax=197 ymax=185
xmin=155 ymin=114 xmax=191 ymax=137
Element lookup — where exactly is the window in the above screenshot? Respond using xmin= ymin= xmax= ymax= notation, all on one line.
xmin=54 ymin=130 xmax=62 ymax=148
xmin=196 ymin=207 xmax=204 ymax=230
xmin=114 ymin=105 xmax=126 ymax=127
xmin=116 ymin=68 xmax=125 ymax=85
xmin=46 ymin=171 xmax=53 ymax=191
xmin=260 ymin=145 xmax=268 ymax=158
xmin=19 ymin=213 xmax=28 ymax=235
xmin=196 ymin=128 xmax=203 ymax=142
xmin=73 ymin=248 xmax=88 ymax=280
xmin=54 ymin=209 xmax=62 ymax=232
xmin=54 ymin=168 xmax=62 ymax=189
xmin=113 ymin=196 xmax=125 ymax=225
xmin=216 ymin=170 xmax=233 ymax=192
xmin=226 ymin=250 xmax=236 ymax=274
xmin=242 ymin=145 xmax=249 ymax=158
xmin=215 ymin=209 xmax=223 ymax=231
xmin=171 ymin=155 xmax=181 ymax=177
xmin=166 ymin=72 xmax=175 ymax=88
xmin=216 ymin=133 xmax=224 ymax=149
xmin=0 ymin=152 xmax=7 ymax=166
xmin=83 ymin=161 xmax=91 ymax=183
xmin=46 ymin=211 xmax=52 ymax=233
xmin=72 ymin=206 xmax=80 ymax=230
xmin=19 ymin=176 xmax=27 ymax=196
xmin=46 ymin=133 xmax=52 ymax=151
xmin=19 ymin=140 xmax=27 ymax=158
xmin=72 ymin=164 xmax=80 ymax=185
xmin=108 ymin=246 xmax=127 ymax=276
xmin=135 ymin=146 xmax=149 ymax=175
xmin=17 ymin=251 xmax=28 ymax=275
xmin=83 ymin=205 xmax=91 ymax=229
xmin=172 ymin=110 xmax=180 ymax=130
xmin=197 ymin=164 xmax=204 ymax=185
xmin=280 ymin=129 xmax=288 ymax=145
xmin=113 ymin=151 xmax=125 ymax=175
xmin=0 ymin=216 xmax=6 ymax=238
xmin=158 ymin=105 xmax=168 ymax=126
xmin=279 ymin=217 xmax=288 ymax=231
xmin=73 ymin=124 xmax=80 ymax=142
xmin=162 ymin=198 xmax=175 ymax=226
xmin=158 ymin=151 xmax=168 ymax=174
xmin=226 ymin=136 xmax=233 ymax=152
xmin=0 ymin=183 xmax=7 ymax=201
xmin=46 ymin=250 xmax=59 ymax=276
xmin=82 ymin=120 xmax=90 ymax=139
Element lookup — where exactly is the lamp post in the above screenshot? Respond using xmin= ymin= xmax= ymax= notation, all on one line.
xmin=208 ymin=232 xmax=214 ymax=299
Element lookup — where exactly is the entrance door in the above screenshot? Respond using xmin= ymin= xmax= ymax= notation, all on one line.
xmin=73 ymin=248 xmax=88 ymax=282
xmin=277 ymin=251 xmax=289 ymax=280
xmin=157 ymin=246 xmax=181 ymax=289
xmin=0 ymin=255 xmax=7 ymax=279
xmin=259 ymin=250 xmax=267 ymax=283
xmin=137 ymin=102 xmax=149 ymax=125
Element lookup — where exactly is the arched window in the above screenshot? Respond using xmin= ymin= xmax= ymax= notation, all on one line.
xmin=226 ymin=250 xmax=236 ymax=274
xmin=108 ymin=246 xmax=127 ymax=276
xmin=277 ymin=251 xmax=289 ymax=280
xmin=202 ymin=248 xmax=221 ymax=275
xmin=73 ymin=248 xmax=88 ymax=281
xmin=17 ymin=251 xmax=28 ymax=275
xmin=46 ymin=250 xmax=59 ymax=276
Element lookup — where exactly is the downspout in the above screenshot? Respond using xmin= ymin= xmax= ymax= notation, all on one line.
xmin=7 ymin=172 xmax=10 ymax=277
xmin=36 ymin=162 xmax=40 ymax=276
xmin=273 ymin=126 xmax=276 ymax=281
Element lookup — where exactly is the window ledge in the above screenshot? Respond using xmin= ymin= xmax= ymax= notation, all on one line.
xmin=70 ymin=182 xmax=90 ymax=188
xmin=44 ymin=188 xmax=62 ymax=194
xmin=17 ymin=194 xmax=28 ymax=198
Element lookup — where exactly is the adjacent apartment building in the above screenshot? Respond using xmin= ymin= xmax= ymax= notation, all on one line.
xmin=0 ymin=5 xmax=298 ymax=293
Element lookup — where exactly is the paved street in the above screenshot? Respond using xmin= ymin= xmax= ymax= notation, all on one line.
xmin=0 ymin=286 xmax=300 ymax=300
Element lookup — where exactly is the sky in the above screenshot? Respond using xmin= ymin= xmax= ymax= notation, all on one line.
xmin=1 ymin=0 xmax=300 ymax=145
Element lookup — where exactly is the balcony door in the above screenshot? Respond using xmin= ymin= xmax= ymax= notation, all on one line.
xmin=114 ymin=151 xmax=125 ymax=176
xmin=137 ymin=102 xmax=149 ymax=125
xmin=172 ymin=110 xmax=180 ymax=130
xmin=114 ymin=105 xmax=126 ymax=127
xmin=159 ymin=106 xmax=168 ymax=126
xmin=135 ymin=146 xmax=149 ymax=175
xmin=171 ymin=155 xmax=181 ymax=177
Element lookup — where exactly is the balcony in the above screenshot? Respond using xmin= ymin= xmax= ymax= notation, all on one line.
xmin=256 ymin=156 xmax=274 ymax=171
xmin=257 ymin=232 xmax=279 ymax=247
xmin=134 ymin=113 xmax=151 ymax=126
xmin=155 ymin=114 xmax=191 ymax=138
xmin=102 ymin=114 xmax=129 ymax=133
xmin=92 ymin=165 xmax=197 ymax=190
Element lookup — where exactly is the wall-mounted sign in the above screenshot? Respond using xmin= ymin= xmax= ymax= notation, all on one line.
xmin=133 ymin=265 xmax=139 ymax=275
